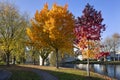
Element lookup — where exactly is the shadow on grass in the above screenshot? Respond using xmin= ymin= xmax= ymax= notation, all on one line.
xmin=0 ymin=65 xmax=41 ymax=80
xmin=0 ymin=65 xmax=106 ymax=80
xmin=42 ymin=69 xmax=104 ymax=80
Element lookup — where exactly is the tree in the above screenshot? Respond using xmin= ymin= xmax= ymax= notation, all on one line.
xmin=26 ymin=32 xmax=52 ymax=66
xmin=49 ymin=51 xmax=56 ymax=66
xmin=26 ymin=3 xmax=75 ymax=68
xmin=103 ymin=33 xmax=120 ymax=61
xmin=0 ymin=1 xmax=28 ymax=66
xmin=25 ymin=41 xmax=39 ymax=65
xmin=12 ymin=38 xmax=26 ymax=64
xmin=74 ymin=3 xmax=105 ymax=77
xmin=102 ymin=37 xmax=113 ymax=52
xmin=49 ymin=51 xmax=63 ymax=66
xmin=82 ymin=41 xmax=100 ymax=59
xmin=39 ymin=47 xmax=52 ymax=66
xmin=0 ymin=50 xmax=6 ymax=63
xmin=29 ymin=46 xmax=39 ymax=65
xmin=112 ymin=33 xmax=120 ymax=61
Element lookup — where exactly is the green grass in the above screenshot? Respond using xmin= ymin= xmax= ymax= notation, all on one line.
xmin=22 ymin=65 xmax=112 ymax=80
xmin=1 ymin=65 xmax=113 ymax=80
xmin=8 ymin=70 xmax=41 ymax=80
xmin=43 ymin=68 xmax=105 ymax=80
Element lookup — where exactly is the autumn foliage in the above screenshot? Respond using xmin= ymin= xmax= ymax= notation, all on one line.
xmin=74 ymin=3 xmax=106 ymax=58
xmin=26 ymin=3 xmax=75 ymax=68
xmin=82 ymin=41 xmax=100 ymax=58
xmin=95 ymin=52 xmax=109 ymax=59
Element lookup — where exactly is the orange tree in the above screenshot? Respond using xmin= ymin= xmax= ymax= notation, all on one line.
xmin=26 ymin=29 xmax=53 ymax=66
xmin=81 ymin=40 xmax=100 ymax=59
xmin=74 ymin=3 xmax=106 ymax=76
xmin=26 ymin=3 xmax=75 ymax=68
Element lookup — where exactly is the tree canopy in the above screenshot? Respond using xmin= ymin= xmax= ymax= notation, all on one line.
xmin=26 ymin=3 xmax=75 ymax=68
xmin=74 ymin=3 xmax=106 ymax=77
xmin=74 ymin=3 xmax=106 ymax=57
xmin=0 ymin=1 xmax=28 ymax=66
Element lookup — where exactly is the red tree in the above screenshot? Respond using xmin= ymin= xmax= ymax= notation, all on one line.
xmin=95 ymin=52 xmax=109 ymax=59
xmin=74 ymin=3 xmax=106 ymax=77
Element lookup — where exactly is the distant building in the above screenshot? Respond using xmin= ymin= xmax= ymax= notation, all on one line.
xmin=75 ymin=49 xmax=83 ymax=60
xmin=107 ymin=52 xmax=120 ymax=61
xmin=62 ymin=54 xmax=76 ymax=63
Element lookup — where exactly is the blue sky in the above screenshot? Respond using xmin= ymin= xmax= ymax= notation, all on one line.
xmin=4 ymin=0 xmax=120 ymax=40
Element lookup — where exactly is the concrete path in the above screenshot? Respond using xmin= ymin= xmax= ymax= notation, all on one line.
xmin=32 ymin=69 xmax=58 ymax=80
xmin=0 ymin=69 xmax=11 ymax=80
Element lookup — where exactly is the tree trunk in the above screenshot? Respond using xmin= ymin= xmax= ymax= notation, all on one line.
xmin=55 ymin=48 xmax=59 ymax=69
xmin=42 ymin=58 xmax=45 ymax=66
xmin=87 ymin=58 xmax=90 ymax=77
xmin=3 ymin=54 xmax=6 ymax=62
xmin=114 ymin=51 xmax=116 ymax=61
xmin=20 ymin=57 xmax=25 ymax=64
xmin=104 ymin=55 xmax=106 ymax=61
xmin=6 ymin=52 xmax=10 ymax=66
xmin=32 ymin=51 xmax=36 ymax=65
xmin=33 ymin=58 xmax=36 ymax=65
xmin=13 ymin=56 xmax=16 ymax=65
xmin=39 ymin=55 xmax=42 ymax=65
xmin=87 ymin=41 xmax=90 ymax=77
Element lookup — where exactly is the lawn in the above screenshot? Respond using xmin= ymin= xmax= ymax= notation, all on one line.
xmin=0 ymin=65 xmax=41 ymax=80
xmin=8 ymin=70 xmax=41 ymax=80
xmin=45 ymin=68 xmax=104 ymax=80
xmin=20 ymin=65 xmax=114 ymax=80
xmin=0 ymin=65 xmax=114 ymax=80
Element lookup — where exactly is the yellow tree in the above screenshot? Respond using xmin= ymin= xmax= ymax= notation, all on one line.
xmin=0 ymin=1 xmax=28 ymax=66
xmin=26 ymin=3 xmax=75 ymax=68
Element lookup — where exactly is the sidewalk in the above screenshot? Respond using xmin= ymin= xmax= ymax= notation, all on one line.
xmin=0 ymin=69 xmax=12 ymax=80
xmin=32 ymin=69 xmax=58 ymax=80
